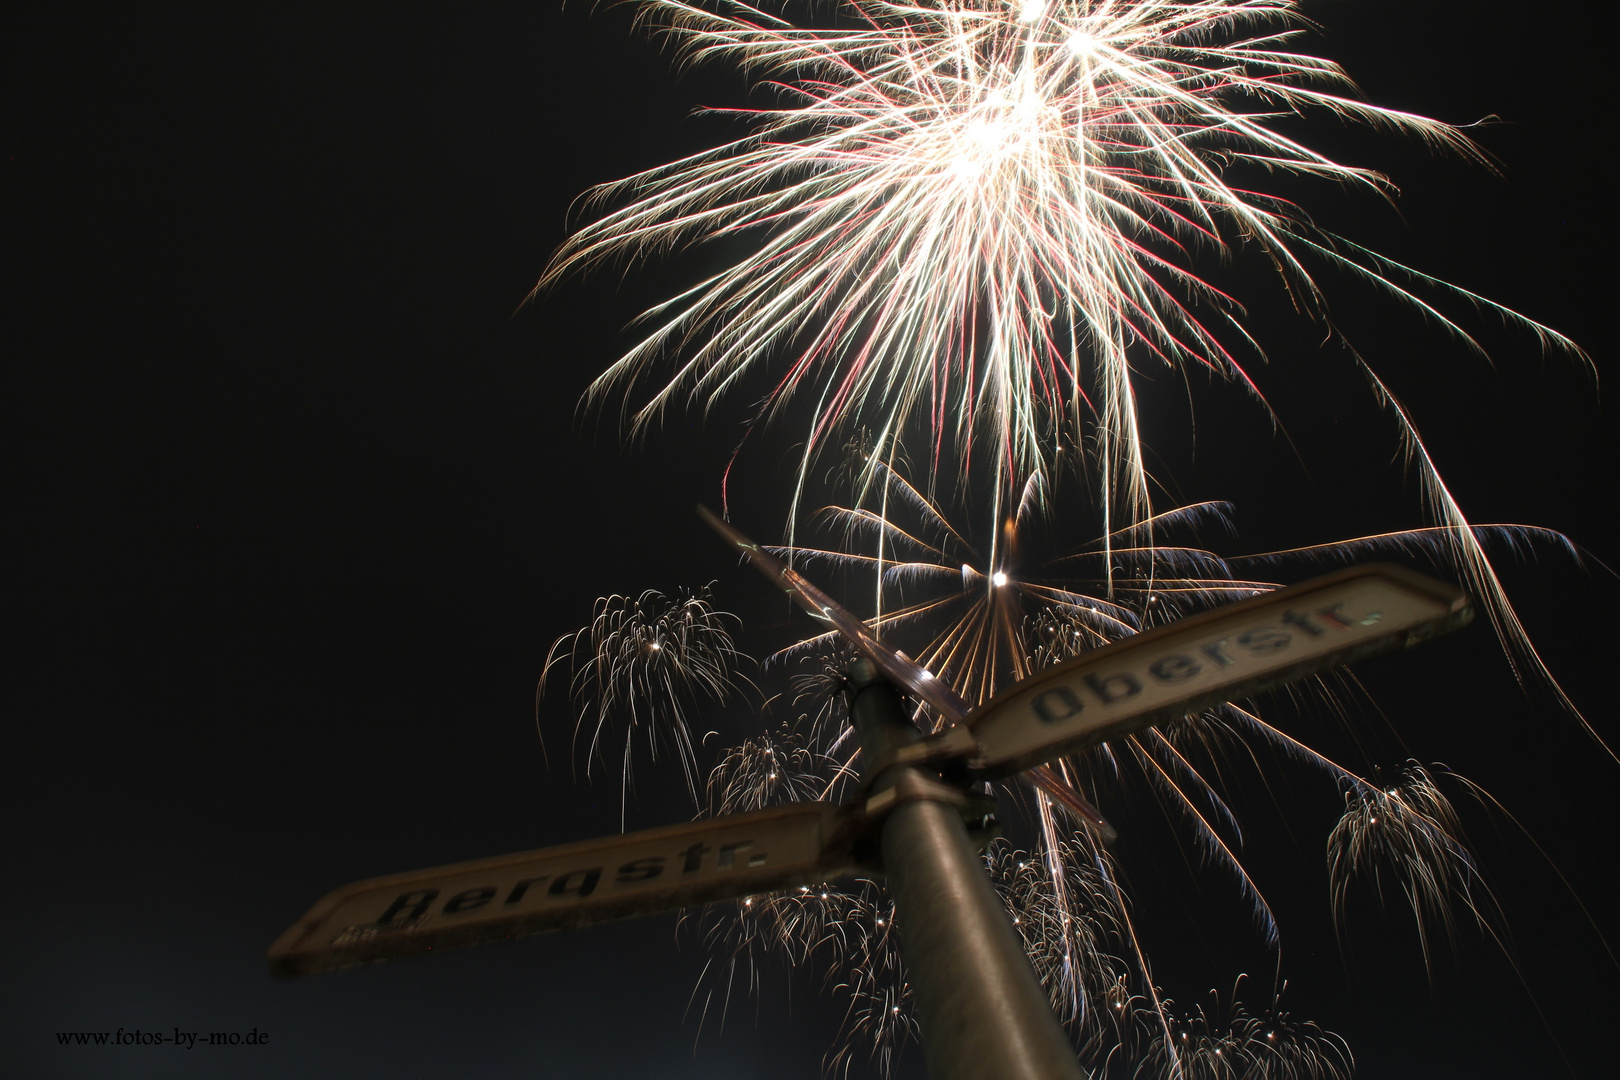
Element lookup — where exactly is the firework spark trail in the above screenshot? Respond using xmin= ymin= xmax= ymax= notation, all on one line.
xmin=690 ymin=872 xmax=917 ymax=1077
xmin=539 ymin=1 xmax=1593 ymax=722
xmin=986 ymin=839 xmax=1136 ymax=1050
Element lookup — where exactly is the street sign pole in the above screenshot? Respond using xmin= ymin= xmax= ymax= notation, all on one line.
xmin=273 ymin=510 xmax=1477 ymax=1080
xmin=849 ymin=660 xmax=1085 ymax=1080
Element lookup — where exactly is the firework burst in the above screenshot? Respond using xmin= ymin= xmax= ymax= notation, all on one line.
xmin=1129 ymin=981 xmax=1354 ymax=1080
xmin=1326 ymin=762 xmax=1500 ymax=973
xmin=705 ymin=719 xmax=833 ymax=814
xmin=987 ymin=839 xmax=1133 ymax=1051
xmin=544 ymin=0 xmax=1559 ymax=482
xmin=538 ymin=1 xmax=1595 ymax=733
xmin=540 ymin=584 xmax=754 ymax=823
xmin=692 ymin=871 xmax=916 ymax=1078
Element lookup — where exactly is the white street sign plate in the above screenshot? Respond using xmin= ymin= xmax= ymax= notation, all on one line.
xmin=270 ymin=802 xmax=853 ymax=976
xmin=964 ymin=564 xmax=1471 ymax=778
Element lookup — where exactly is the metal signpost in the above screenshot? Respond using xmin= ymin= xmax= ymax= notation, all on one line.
xmin=272 ymin=512 xmax=1473 ymax=1080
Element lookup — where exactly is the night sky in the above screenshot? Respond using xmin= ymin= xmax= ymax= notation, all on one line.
xmin=8 ymin=3 xmax=1617 ymax=1078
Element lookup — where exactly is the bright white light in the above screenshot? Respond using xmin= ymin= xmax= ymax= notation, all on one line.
xmin=950 ymin=159 xmax=984 ymax=183
xmin=1067 ymin=30 xmax=1097 ymax=55
xmin=648 ymin=641 xmax=661 ymax=651
xmin=920 ymin=668 xmax=934 ymax=679
xmin=1019 ymin=0 xmax=1044 ymax=22
xmin=966 ymin=118 xmax=1007 ymax=149
xmin=992 ymin=571 xmax=1008 ymax=586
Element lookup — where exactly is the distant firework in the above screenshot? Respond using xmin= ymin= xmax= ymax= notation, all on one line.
xmin=541 ymin=585 xmax=753 ymax=824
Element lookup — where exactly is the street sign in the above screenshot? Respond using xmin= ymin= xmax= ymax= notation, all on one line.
xmin=273 ymin=511 xmax=1475 ymax=1080
xmin=270 ymin=801 xmax=853 ymax=976
xmin=700 ymin=511 xmax=1472 ymax=831
xmin=699 ymin=505 xmax=973 ymax=722
xmin=961 ymin=564 xmax=1472 ymax=777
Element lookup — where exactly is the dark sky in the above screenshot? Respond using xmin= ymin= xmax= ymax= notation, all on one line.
xmin=7 ymin=3 xmax=1616 ymax=1078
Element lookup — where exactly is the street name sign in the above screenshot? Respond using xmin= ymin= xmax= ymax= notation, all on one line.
xmin=270 ymin=801 xmax=852 ymax=976
xmin=961 ymin=564 xmax=1471 ymax=777
xmin=701 ymin=508 xmax=1473 ymax=791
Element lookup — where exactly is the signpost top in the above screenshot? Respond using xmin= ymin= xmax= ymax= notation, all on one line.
xmin=272 ymin=522 xmax=1474 ymax=984
xmin=698 ymin=510 xmax=1472 ymax=785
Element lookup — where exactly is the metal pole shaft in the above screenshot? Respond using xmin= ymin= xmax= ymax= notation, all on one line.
xmin=850 ymin=665 xmax=1085 ymax=1080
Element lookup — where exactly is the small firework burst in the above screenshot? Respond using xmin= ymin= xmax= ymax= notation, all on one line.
xmin=691 ymin=877 xmax=917 ymax=1079
xmin=1327 ymin=762 xmax=1500 ymax=971
xmin=706 ymin=720 xmax=829 ymax=816
xmin=987 ymin=840 xmax=1132 ymax=1054
xmin=1132 ymin=983 xmax=1353 ymax=1080
xmin=787 ymin=642 xmax=862 ymax=752
xmin=540 ymin=584 xmax=753 ymax=822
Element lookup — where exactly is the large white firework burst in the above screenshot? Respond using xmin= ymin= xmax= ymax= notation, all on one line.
xmin=539 ymin=1 xmax=1596 ymax=724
